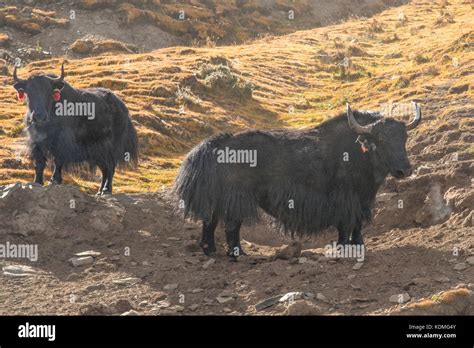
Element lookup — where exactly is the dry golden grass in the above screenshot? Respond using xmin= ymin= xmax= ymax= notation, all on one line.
xmin=0 ymin=0 xmax=472 ymax=193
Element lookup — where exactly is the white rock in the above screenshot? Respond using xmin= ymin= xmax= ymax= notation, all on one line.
xmin=2 ymin=265 xmax=39 ymax=277
xmin=164 ymin=283 xmax=178 ymax=291
xmin=120 ymin=310 xmax=140 ymax=316
xmin=202 ymin=259 xmax=216 ymax=269
xmin=352 ymin=262 xmax=364 ymax=270
xmin=74 ymin=250 xmax=101 ymax=257
xmin=70 ymin=256 xmax=94 ymax=267
xmin=389 ymin=293 xmax=410 ymax=304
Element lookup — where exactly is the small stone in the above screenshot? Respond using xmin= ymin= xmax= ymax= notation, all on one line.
xmin=152 ymin=292 xmax=167 ymax=302
xmin=141 ymin=261 xmax=150 ymax=266
xmin=255 ymin=295 xmax=282 ymax=311
xmin=2 ymin=265 xmax=39 ymax=277
xmin=189 ymin=304 xmax=199 ymax=311
xmin=185 ymin=258 xmax=200 ymax=265
xmin=164 ymin=283 xmax=178 ymax=291
xmin=216 ymin=296 xmax=234 ymax=304
xmin=110 ymin=256 xmax=120 ymax=261
xmin=389 ymin=293 xmax=410 ymax=304
xmin=156 ymin=300 xmax=171 ymax=309
xmin=435 ymin=276 xmax=450 ymax=283
xmin=202 ymin=259 xmax=216 ymax=269
xmin=167 ymin=237 xmax=181 ymax=241
xmin=113 ymin=277 xmax=141 ymax=286
xmin=467 ymin=283 xmax=474 ymax=290
xmin=161 ymin=244 xmax=170 ymax=248
xmin=453 ymin=262 xmax=468 ymax=271
xmin=218 ymin=291 xmax=238 ymax=298
xmin=113 ymin=299 xmax=133 ymax=313
xmin=274 ymin=241 xmax=302 ymax=260
xmin=70 ymin=256 xmax=94 ymax=267
xmin=412 ymin=277 xmax=430 ymax=285
xmin=347 ymin=274 xmax=356 ymax=280
xmin=298 ymin=257 xmax=308 ymax=264
xmin=75 ymin=250 xmax=101 ymax=257
xmin=466 ymin=256 xmax=474 ymax=265
xmin=352 ymin=262 xmax=364 ymax=270
xmin=279 ymin=292 xmax=303 ymax=302
xmin=316 ymin=293 xmax=329 ymax=303
xmin=84 ymin=284 xmax=106 ymax=292
xmin=191 ymin=288 xmax=204 ymax=293
xmin=120 ymin=310 xmax=140 ymax=316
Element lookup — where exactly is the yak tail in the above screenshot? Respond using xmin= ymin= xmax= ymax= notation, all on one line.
xmin=173 ymin=139 xmax=219 ymax=222
xmin=111 ymin=93 xmax=139 ymax=169
xmin=122 ymin=116 xmax=139 ymax=168
xmin=173 ymin=135 xmax=260 ymax=224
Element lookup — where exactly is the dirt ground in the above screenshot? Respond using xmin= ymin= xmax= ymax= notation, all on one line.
xmin=0 ymin=78 xmax=472 ymax=315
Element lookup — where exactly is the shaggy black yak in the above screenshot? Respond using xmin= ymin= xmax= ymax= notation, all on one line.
xmin=174 ymin=103 xmax=421 ymax=256
xmin=12 ymin=63 xmax=138 ymax=194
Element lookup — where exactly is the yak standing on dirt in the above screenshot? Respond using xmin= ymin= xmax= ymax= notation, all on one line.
xmin=174 ymin=103 xmax=421 ymax=256
xmin=12 ymin=63 xmax=138 ymax=194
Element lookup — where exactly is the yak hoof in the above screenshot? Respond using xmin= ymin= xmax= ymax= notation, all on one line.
xmin=200 ymin=243 xmax=216 ymax=256
xmin=228 ymin=247 xmax=247 ymax=258
xmin=101 ymin=190 xmax=112 ymax=195
xmin=49 ymin=179 xmax=61 ymax=185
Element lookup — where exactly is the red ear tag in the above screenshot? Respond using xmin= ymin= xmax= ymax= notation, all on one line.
xmin=52 ymin=89 xmax=61 ymax=102
xmin=17 ymin=89 xmax=25 ymax=102
xmin=361 ymin=143 xmax=369 ymax=153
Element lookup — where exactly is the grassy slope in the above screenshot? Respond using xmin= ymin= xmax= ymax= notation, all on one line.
xmin=0 ymin=0 xmax=472 ymax=193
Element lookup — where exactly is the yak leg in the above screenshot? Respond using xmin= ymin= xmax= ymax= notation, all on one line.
xmin=50 ymin=160 xmax=63 ymax=185
xmin=336 ymin=224 xmax=351 ymax=245
xmin=224 ymin=218 xmax=246 ymax=257
xmin=98 ymin=166 xmax=108 ymax=195
xmin=349 ymin=223 xmax=364 ymax=245
xmin=32 ymin=147 xmax=46 ymax=185
xmin=200 ymin=214 xmax=218 ymax=256
xmin=102 ymin=166 xmax=115 ymax=194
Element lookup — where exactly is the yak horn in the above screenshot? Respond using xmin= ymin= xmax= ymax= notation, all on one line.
xmin=13 ymin=65 xmax=25 ymax=83
xmin=347 ymin=103 xmax=372 ymax=135
xmin=406 ymin=102 xmax=421 ymax=131
xmin=49 ymin=62 xmax=65 ymax=82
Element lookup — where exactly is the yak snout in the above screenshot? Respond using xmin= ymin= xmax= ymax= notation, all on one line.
xmin=391 ymin=165 xmax=412 ymax=179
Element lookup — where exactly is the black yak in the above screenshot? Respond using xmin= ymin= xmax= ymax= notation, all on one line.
xmin=12 ymin=63 xmax=138 ymax=194
xmin=174 ymin=103 xmax=421 ymax=256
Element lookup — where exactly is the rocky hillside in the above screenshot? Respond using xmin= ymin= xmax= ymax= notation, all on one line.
xmin=0 ymin=0 xmax=472 ymax=316
xmin=0 ymin=0 xmax=472 ymax=192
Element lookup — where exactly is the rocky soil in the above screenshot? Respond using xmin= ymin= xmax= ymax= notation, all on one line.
xmin=0 ymin=86 xmax=472 ymax=315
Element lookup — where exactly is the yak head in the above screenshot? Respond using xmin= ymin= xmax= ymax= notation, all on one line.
xmin=346 ymin=102 xmax=421 ymax=179
xmin=12 ymin=63 xmax=65 ymax=126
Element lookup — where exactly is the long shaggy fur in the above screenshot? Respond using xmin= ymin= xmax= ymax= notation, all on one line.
xmin=174 ymin=111 xmax=387 ymax=236
xmin=26 ymin=81 xmax=138 ymax=172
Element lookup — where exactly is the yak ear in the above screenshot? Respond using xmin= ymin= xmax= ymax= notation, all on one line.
xmin=13 ymin=82 xmax=26 ymax=91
